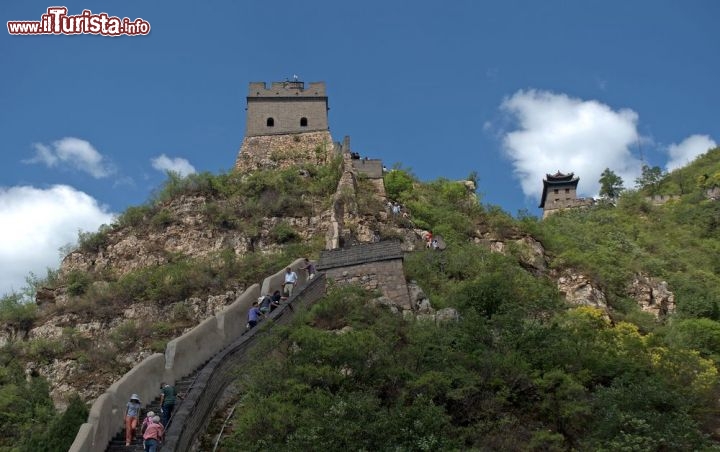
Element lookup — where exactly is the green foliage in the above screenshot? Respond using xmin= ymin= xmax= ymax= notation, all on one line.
xmin=0 ymin=293 xmax=37 ymax=333
xmin=660 ymin=147 xmax=720 ymax=194
xmin=269 ymin=222 xmax=299 ymax=244
xmin=394 ymin=177 xmax=484 ymax=244
xmin=150 ymin=208 xmax=174 ymax=229
xmin=20 ymin=393 xmax=89 ymax=452
xmin=76 ymin=224 xmax=111 ymax=253
xmin=599 ymin=167 xmax=624 ymax=200
xmin=0 ymin=361 xmax=55 ymax=451
xmin=664 ymin=318 xmax=720 ymax=364
xmin=65 ymin=270 xmax=92 ymax=296
xmin=23 ymin=338 xmax=63 ymax=363
xmin=204 ymin=201 xmax=238 ymax=229
xmin=221 ymin=278 xmax=719 ymax=450
xmin=635 ymin=164 xmax=665 ymax=195
xmin=115 ymin=204 xmax=154 ymax=228
xmin=356 ymin=178 xmax=386 ymax=217
xmin=109 ymin=321 xmax=141 ymax=352
xmin=539 ymin=185 xmax=720 ymax=316
xmin=22 ymin=269 xmax=59 ymax=301
xmin=383 ymin=167 xmax=415 ymax=201
xmin=150 ymin=171 xmax=218 ymax=204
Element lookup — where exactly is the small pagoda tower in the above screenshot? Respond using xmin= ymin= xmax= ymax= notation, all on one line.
xmin=539 ymin=171 xmax=593 ymax=218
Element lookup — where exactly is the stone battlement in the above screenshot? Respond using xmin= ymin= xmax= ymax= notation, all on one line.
xmin=248 ymin=81 xmax=327 ymax=98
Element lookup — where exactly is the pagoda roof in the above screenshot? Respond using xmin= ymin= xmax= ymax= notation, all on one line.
xmin=545 ymin=171 xmax=576 ymax=182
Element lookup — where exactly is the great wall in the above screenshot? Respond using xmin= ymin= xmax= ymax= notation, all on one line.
xmin=66 ymin=79 xmax=712 ymax=450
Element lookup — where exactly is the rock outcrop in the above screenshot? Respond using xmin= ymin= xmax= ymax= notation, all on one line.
xmin=627 ymin=273 xmax=676 ymax=317
xmin=555 ymin=270 xmax=608 ymax=311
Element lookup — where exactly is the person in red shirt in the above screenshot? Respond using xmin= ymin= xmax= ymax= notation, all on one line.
xmin=143 ymin=415 xmax=164 ymax=452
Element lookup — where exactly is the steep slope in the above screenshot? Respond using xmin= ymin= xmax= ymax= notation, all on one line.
xmin=2 ymin=148 xmax=720 ymax=450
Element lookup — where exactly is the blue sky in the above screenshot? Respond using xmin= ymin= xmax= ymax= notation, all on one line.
xmin=1 ymin=0 xmax=719 ymax=296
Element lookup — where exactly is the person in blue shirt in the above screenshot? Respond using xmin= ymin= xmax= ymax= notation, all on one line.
xmin=247 ymin=301 xmax=264 ymax=329
xmin=124 ymin=393 xmax=142 ymax=446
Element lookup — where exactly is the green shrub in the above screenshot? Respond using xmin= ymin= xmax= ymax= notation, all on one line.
xmin=269 ymin=222 xmax=299 ymax=244
xmin=60 ymin=327 xmax=91 ymax=355
xmin=110 ymin=321 xmax=141 ymax=352
xmin=77 ymin=224 xmax=111 ymax=253
xmin=115 ymin=205 xmax=153 ymax=228
xmin=150 ymin=208 xmax=174 ymax=228
xmin=0 ymin=293 xmax=37 ymax=332
xmin=65 ymin=270 xmax=92 ymax=296
xmin=25 ymin=338 xmax=63 ymax=363
xmin=205 ymin=201 xmax=238 ymax=229
xmin=384 ymin=167 xmax=415 ymax=201
xmin=171 ymin=301 xmax=193 ymax=323
xmin=20 ymin=393 xmax=89 ymax=452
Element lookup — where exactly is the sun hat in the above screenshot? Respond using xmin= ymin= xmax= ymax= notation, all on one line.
xmin=130 ymin=393 xmax=141 ymax=402
xmin=146 ymin=411 xmax=155 ymax=417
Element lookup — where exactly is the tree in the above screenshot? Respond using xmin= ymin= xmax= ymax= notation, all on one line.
xmin=599 ymin=168 xmax=624 ymax=200
xmin=635 ymin=165 xmax=664 ymax=195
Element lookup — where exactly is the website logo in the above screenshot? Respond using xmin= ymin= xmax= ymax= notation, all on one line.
xmin=7 ymin=7 xmax=151 ymax=36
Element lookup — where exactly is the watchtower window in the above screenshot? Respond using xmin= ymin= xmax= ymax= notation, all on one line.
xmin=553 ymin=189 xmax=559 ymax=194
xmin=266 ymin=117 xmax=274 ymax=127
xmin=300 ymin=117 xmax=308 ymax=127
xmin=565 ymin=188 xmax=570 ymax=193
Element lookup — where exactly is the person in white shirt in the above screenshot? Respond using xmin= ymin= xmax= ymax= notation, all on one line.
xmin=283 ymin=267 xmax=298 ymax=298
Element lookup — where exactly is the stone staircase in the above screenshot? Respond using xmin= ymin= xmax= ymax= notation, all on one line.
xmin=105 ymin=373 xmax=196 ymax=451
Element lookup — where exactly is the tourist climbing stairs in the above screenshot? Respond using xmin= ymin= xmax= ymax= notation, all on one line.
xmin=105 ymin=373 xmax=197 ymax=451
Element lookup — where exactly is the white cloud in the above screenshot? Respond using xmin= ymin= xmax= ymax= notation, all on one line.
xmin=499 ymin=89 xmax=644 ymax=201
xmin=151 ymin=154 xmax=196 ymax=177
xmin=0 ymin=185 xmax=115 ymax=297
xmin=25 ymin=137 xmax=115 ymax=178
xmin=666 ymin=134 xmax=717 ymax=172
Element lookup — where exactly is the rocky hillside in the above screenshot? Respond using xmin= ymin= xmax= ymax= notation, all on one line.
xmin=3 ymin=154 xmax=683 ymax=410
xmin=2 ymin=148 xmax=719 ymax=450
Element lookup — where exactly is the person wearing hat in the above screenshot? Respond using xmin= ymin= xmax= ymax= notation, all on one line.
xmin=124 ymin=393 xmax=142 ymax=446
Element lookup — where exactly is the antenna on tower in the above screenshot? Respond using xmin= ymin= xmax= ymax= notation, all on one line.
xmin=636 ymin=135 xmax=646 ymax=167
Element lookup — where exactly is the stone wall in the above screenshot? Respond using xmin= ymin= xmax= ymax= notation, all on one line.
xmin=542 ymin=198 xmax=595 ymax=219
xmin=234 ymin=130 xmax=335 ymax=173
xmin=318 ymin=242 xmax=411 ymax=310
xmin=351 ymin=158 xmax=384 ymax=179
xmin=323 ymin=259 xmax=411 ymax=310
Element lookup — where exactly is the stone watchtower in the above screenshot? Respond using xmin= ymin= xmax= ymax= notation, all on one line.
xmin=539 ymin=171 xmax=594 ymax=218
xmin=235 ymin=80 xmax=335 ymax=172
